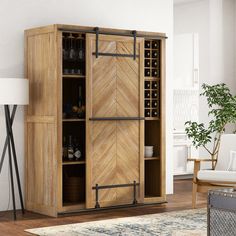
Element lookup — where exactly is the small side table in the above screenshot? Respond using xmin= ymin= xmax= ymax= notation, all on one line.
xmin=208 ymin=188 xmax=236 ymax=236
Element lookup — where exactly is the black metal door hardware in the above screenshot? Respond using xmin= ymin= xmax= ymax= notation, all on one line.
xmin=92 ymin=27 xmax=138 ymax=59
xmin=58 ymin=26 xmax=168 ymax=60
xmin=89 ymin=117 xmax=145 ymax=121
xmin=92 ymin=181 xmax=140 ymax=208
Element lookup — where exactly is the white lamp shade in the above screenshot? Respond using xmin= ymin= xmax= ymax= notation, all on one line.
xmin=0 ymin=78 xmax=29 ymax=105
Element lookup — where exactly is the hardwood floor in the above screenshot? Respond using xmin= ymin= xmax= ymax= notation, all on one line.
xmin=0 ymin=179 xmax=207 ymax=236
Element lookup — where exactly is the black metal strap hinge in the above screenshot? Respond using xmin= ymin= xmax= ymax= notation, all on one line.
xmin=92 ymin=181 xmax=140 ymax=208
xmin=132 ymin=30 xmax=137 ymax=60
xmin=93 ymin=27 xmax=139 ymax=60
xmin=94 ymin=27 xmax=99 ymax=58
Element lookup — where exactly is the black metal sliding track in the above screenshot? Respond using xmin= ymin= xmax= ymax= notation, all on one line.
xmin=89 ymin=117 xmax=145 ymax=121
xmin=58 ymin=27 xmax=168 ymax=39
xmin=59 ymin=26 xmax=167 ymax=59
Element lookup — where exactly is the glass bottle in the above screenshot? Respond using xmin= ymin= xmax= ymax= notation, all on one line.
xmin=67 ymin=135 xmax=74 ymax=160
xmin=73 ymin=137 xmax=82 ymax=160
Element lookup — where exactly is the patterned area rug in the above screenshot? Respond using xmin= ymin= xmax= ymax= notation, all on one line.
xmin=26 ymin=208 xmax=207 ymax=236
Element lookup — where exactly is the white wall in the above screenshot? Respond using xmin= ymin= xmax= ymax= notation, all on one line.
xmin=174 ymin=0 xmax=236 ymax=157
xmin=0 ymin=0 xmax=173 ymax=211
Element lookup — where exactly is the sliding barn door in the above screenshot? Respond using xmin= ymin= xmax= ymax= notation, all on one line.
xmin=86 ymin=34 xmax=144 ymax=208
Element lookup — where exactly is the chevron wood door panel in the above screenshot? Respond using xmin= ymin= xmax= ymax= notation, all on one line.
xmin=116 ymin=121 xmax=141 ymax=203
xmin=91 ymin=40 xmax=117 ymax=118
xmin=86 ymin=34 xmax=144 ymax=208
xmin=116 ymin=41 xmax=140 ymax=117
xmin=91 ymin=121 xmax=117 ymax=203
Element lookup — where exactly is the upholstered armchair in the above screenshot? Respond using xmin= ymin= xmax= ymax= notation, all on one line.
xmin=190 ymin=134 xmax=236 ymax=208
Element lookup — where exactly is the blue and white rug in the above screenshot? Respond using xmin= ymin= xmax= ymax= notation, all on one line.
xmin=26 ymin=208 xmax=207 ymax=236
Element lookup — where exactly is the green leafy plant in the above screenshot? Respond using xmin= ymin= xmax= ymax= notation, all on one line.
xmin=185 ymin=83 xmax=236 ymax=169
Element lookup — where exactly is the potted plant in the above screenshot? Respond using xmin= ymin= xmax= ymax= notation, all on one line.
xmin=185 ymin=83 xmax=236 ymax=169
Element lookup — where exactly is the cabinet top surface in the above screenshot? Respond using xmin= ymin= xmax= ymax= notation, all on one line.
xmin=24 ymin=24 xmax=167 ymax=38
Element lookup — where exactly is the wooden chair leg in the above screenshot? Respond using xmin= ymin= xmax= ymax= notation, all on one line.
xmin=192 ymin=160 xmax=200 ymax=208
xmin=192 ymin=182 xmax=197 ymax=208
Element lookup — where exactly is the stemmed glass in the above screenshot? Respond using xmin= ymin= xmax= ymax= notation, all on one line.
xmin=68 ymin=34 xmax=76 ymax=60
xmin=63 ymin=34 xmax=69 ymax=60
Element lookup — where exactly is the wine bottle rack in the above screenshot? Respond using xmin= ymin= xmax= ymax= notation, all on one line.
xmin=144 ymin=40 xmax=160 ymax=78
xmin=144 ymin=80 xmax=160 ymax=118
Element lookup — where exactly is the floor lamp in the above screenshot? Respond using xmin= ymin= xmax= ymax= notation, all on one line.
xmin=0 ymin=78 xmax=29 ymax=220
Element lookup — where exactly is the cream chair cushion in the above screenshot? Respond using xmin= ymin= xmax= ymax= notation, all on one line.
xmin=215 ymin=134 xmax=236 ymax=171
xmin=227 ymin=151 xmax=236 ymax=171
xmin=197 ymin=170 xmax=236 ymax=182
xmin=197 ymin=134 xmax=236 ymax=183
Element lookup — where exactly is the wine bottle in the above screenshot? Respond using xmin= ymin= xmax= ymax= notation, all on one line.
xmin=152 ymin=41 xmax=158 ymax=49
xmin=67 ymin=135 xmax=74 ymax=160
xmin=152 ymin=91 xmax=158 ymax=98
xmin=145 ymin=109 xmax=151 ymax=117
xmin=152 ymin=60 xmax=158 ymax=67
xmin=145 ymin=91 xmax=150 ymax=98
xmin=152 ymin=51 xmax=157 ymax=58
xmin=145 ymin=69 xmax=150 ymax=77
xmin=152 ymin=110 xmax=158 ymax=117
xmin=152 ymin=101 xmax=158 ymax=108
xmin=145 ymin=50 xmax=150 ymax=58
xmin=145 ymin=60 xmax=150 ymax=67
xmin=63 ymin=136 xmax=67 ymax=160
xmin=145 ymin=100 xmax=150 ymax=108
xmin=152 ymin=70 xmax=158 ymax=77
xmin=145 ymin=81 xmax=150 ymax=89
xmin=152 ymin=81 xmax=158 ymax=89
xmin=145 ymin=41 xmax=151 ymax=48
xmin=73 ymin=137 xmax=82 ymax=160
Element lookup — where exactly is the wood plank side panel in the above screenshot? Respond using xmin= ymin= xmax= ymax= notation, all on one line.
xmin=26 ymin=123 xmax=57 ymax=214
xmin=56 ymin=31 xmax=63 ymax=212
xmin=25 ymin=31 xmax=58 ymax=216
xmin=27 ymin=33 xmax=57 ymax=117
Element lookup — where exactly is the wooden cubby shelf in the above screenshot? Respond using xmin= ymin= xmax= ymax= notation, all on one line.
xmin=145 ymin=157 xmax=160 ymax=160
xmin=63 ymin=119 xmax=85 ymax=122
xmin=62 ymin=160 xmax=86 ymax=165
xmin=63 ymin=75 xmax=86 ymax=79
xmin=145 ymin=117 xmax=160 ymax=121
xmin=144 ymin=77 xmax=160 ymax=81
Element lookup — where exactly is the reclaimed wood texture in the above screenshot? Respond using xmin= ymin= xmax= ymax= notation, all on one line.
xmin=25 ymin=30 xmax=58 ymax=217
xmin=86 ymin=34 xmax=144 ymax=208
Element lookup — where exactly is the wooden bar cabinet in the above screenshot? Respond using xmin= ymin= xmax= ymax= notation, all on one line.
xmin=24 ymin=24 xmax=166 ymax=217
